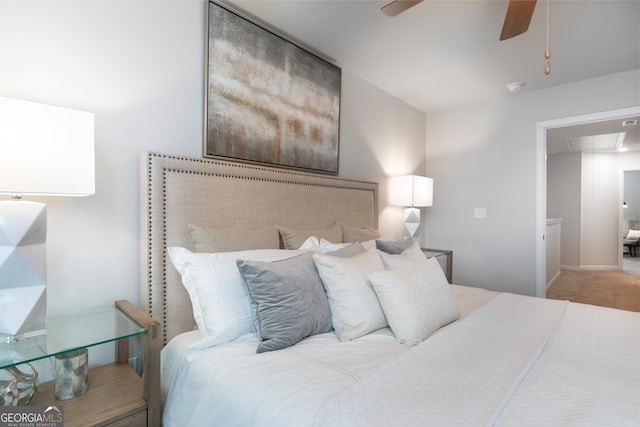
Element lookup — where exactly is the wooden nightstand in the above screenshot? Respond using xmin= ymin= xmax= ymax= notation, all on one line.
xmin=421 ymin=248 xmax=453 ymax=283
xmin=1 ymin=300 xmax=161 ymax=427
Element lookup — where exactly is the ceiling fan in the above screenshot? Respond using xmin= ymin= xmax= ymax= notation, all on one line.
xmin=381 ymin=0 xmax=538 ymax=41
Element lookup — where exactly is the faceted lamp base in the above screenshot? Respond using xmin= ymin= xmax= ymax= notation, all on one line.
xmin=403 ymin=207 xmax=421 ymax=241
xmin=0 ymin=200 xmax=47 ymax=336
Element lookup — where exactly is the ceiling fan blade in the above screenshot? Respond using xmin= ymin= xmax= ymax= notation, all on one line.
xmin=381 ymin=0 xmax=424 ymax=17
xmin=500 ymin=0 xmax=537 ymax=40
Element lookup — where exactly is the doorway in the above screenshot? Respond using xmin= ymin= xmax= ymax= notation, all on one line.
xmin=535 ymin=106 xmax=640 ymax=298
xmin=623 ymin=170 xmax=640 ymax=276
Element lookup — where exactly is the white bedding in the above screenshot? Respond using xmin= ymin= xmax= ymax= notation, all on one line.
xmin=161 ymin=285 xmax=640 ymax=426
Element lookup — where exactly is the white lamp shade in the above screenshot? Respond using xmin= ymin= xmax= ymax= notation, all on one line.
xmin=389 ymin=175 xmax=433 ymax=207
xmin=0 ymin=96 xmax=95 ymax=196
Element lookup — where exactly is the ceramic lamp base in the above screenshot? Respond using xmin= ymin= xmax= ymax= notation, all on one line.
xmin=0 ymin=200 xmax=47 ymax=336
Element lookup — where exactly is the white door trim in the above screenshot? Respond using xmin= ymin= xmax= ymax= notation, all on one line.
xmin=535 ymin=106 xmax=640 ymax=298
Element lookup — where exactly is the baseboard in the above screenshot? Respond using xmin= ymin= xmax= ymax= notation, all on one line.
xmin=546 ymin=270 xmax=562 ymax=290
xmin=560 ymin=264 xmax=619 ymax=271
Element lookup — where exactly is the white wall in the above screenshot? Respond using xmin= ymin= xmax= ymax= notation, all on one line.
xmin=548 ymin=151 xmax=640 ymax=270
xmin=425 ymin=69 xmax=640 ymax=295
xmin=547 ymin=152 xmax=581 ymax=267
xmin=0 ymin=0 xmax=425 ymax=372
xmin=580 ymin=152 xmax=619 ymax=268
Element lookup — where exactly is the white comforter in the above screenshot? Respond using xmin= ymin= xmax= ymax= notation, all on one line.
xmin=161 ymin=286 xmax=640 ymax=426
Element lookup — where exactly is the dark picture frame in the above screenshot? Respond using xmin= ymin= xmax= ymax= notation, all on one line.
xmin=204 ymin=1 xmax=341 ymax=174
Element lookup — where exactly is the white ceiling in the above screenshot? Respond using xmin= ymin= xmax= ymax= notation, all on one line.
xmin=225 ymin=0 xmax=639 ymax=115
xmin=546 ymin=115 xmax=640 ymax=154
xmin=222 ymin=1 xmax=639 ymax=153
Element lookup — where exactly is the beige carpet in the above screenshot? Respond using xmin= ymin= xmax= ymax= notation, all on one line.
xmin=547 ymin=258 xmax=640 ymax=312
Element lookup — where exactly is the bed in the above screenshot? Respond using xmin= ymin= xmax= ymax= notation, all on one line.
xmin=140 ymin=152 xmax=639 ymax=426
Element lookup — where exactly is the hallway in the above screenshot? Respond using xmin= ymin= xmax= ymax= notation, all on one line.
xmin=547 ymin=257 xmax=640 ymax=312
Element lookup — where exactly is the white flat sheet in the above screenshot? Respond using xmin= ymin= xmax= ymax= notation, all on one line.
xmin=161 ymin=285 xmax=639 ymax=426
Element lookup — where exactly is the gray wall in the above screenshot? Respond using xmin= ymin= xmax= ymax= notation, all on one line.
xmin=425 ymin=69 xmax=640 ymax=295
xmin=624 ymin=170 xmax=640 ymax=233
xmin=0 ymin=1 xmax=425 ymax=317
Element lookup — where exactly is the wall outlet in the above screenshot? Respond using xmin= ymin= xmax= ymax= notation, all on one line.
xmin=474 ymin=207 xmax=487 ymax=219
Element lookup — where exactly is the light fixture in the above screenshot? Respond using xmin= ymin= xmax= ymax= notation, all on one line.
xmin=389 ymin=175 xmax=433 ymax=240
xmin=0 ymin=96 xmax=94 ymax=338
xmin=506 ymin=82 xmax=525 ymax=93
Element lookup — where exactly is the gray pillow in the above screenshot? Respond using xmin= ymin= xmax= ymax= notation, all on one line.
xmin=341 ymin=224 xmax=380 ymax=243
xmin=236 ymin=252 xmax=332 ymax=353
xmin=278 ymin=224 xmax=342 ymax=249
xmin=326 ymin=241 xmax=366 ymax=258
xmin=376 ymin=237 xmax=415 ymax=254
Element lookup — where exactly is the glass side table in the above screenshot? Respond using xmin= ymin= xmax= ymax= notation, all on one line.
xmin=0 ymin=300 xmax=160 ymax=427
xmin=421 ymin=248 xmax=453 ymax=283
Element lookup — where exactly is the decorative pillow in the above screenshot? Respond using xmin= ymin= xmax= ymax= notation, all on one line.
xmin=278 ymin=224 xmax=342 ymax=250
xmin=368 ymin=258 xmax=460 ymax=346
xmin=378 ymin=241 xmax=427 ymax=270
xmin=313 ymin=250 xmax=387 ymax=341
xmin=298 ymin=236 xmax=321 ymax=251
xmin=376 ymin=237 xmax=415 ymax=254
xmin=321 ymin=239 xmax=378 ymax=253
xmin=189 ymin=224 xmax=280 ymax=253
xmin=626 ymin=229 xmax=640 ymax=240
xmin=236 ymin=252 xmax=332 ymax=353
xmin=167 ymin=247 xmax=303 ymax=346
xmin=324 ymin=241 xmax=366 ymax=258
xmin=341 ymin=223 xmax=380 ymax=243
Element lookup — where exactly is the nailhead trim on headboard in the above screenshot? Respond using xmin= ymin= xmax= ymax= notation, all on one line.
xmin=140 ymin=152 xmax=378 ymax=346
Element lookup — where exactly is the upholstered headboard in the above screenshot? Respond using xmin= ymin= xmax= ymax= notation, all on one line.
xmin=140 ymin=152 xmax=378 ymax=345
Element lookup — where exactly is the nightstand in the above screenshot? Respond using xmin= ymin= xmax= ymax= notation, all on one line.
xmin=0 ymin=300 xmax=160 ymax=427
xmin=421 ymin=248 xmax=453 ymax=283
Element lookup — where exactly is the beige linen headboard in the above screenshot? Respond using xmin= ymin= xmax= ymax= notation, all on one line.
xmin=140 ymin=152 xmax=378 ymax=345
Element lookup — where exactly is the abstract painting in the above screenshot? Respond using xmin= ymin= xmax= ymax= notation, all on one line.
xmin=205 ymin=2 xmax=341 ymax=174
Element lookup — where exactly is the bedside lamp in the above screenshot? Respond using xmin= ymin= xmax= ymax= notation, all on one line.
xmin=389 ymin=175 xmax=433 ymax=240
xmin=0 ymin=96 xmax=94 ymax=337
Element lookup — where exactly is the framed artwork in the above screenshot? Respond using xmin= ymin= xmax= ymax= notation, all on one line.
xmin=204 ymin=1 xmax=341 ymax=174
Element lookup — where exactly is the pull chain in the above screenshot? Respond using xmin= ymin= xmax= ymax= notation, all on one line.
xmin=544 ymin=0 xmax=551 ymax=75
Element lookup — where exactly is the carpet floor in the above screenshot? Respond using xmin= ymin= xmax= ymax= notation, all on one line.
xmin=547 ymin=258 xmax=640 ymax=312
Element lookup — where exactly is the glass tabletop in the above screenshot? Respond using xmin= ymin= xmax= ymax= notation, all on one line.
xmin=421 ymin=248 xmax=451 ymax=258
xmin=0 ymin=304 xmax=146 ymax=369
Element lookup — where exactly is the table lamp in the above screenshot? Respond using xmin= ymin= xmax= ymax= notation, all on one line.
xmin=389 ymin=175 xmax=433 ymax=240
xmin=0 ymin=96 xmax=94 ymax=337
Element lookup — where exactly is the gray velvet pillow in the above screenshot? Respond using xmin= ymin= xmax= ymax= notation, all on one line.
xmin=376 ymin=238 xmax=415 ymax=254
xmin=236 ymin=252 xmax=332 ymax=353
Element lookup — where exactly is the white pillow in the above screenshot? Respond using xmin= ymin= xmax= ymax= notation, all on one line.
xmin=368 ymin=258 xmax=460 ymax=346
xmin=298 ymin=237 xmax=376 ymax=253
xmin=321 ymin=238 xmax=378 ymax=253
xmin=626 ymin=229 xmax=640 ymax=240
xmin=167 ymin=247 xmax=304 ymax=346
xmin=298 ymin=236 xmax=320 ymax=251
xmin=313 ymin=250 xmax=387 ymax=341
